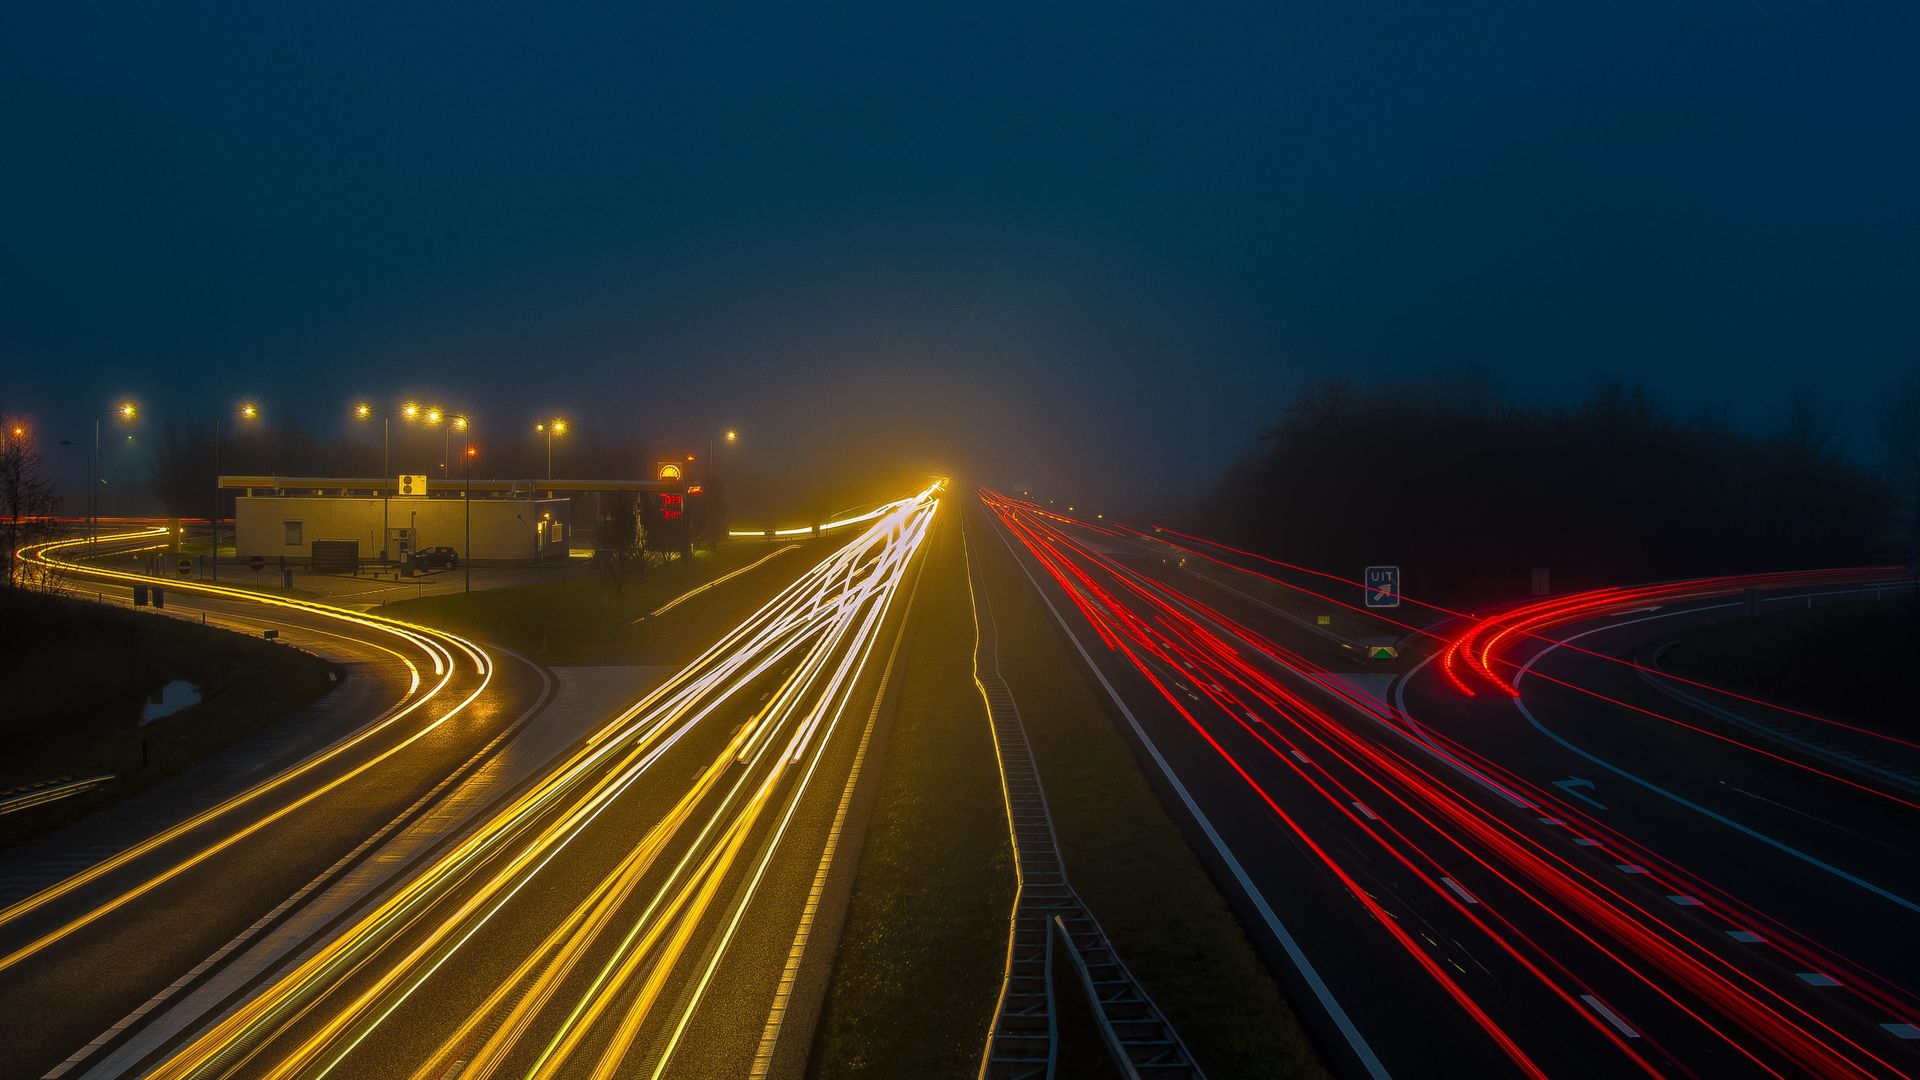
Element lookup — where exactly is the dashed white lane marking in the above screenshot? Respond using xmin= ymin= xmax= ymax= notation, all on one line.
xmin=1575 ymin=838 xmax=1600 ymax=847
xmin=1537 ymin=816 xmax=1564 ymax=826
xmin=1882 ymin=1023 xmax=1920 ymax=1039
xmin=1667 ymin=895 xmax=1702 ymax=906
xmin=1727 ymin=930 xmax=1765 ymax=943
xmin=1616 ymin=863 xmax=1648 ymax=874
xmin=1798 ymin=972 xmax=1841 ymax=987
xmin=1352 ymin=801 xmax=1379 ymax=821
xmin=1581 ymin=994 xmax=1640 ymax=1038
xmin=1439 ymin=876 xmax=1479 ymax=904
xmin=1291 ymin=750 xmax=1310 ymax=764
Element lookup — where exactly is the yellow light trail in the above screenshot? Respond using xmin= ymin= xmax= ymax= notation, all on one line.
xmin=142 ymin=481 xmax=943 ymax=1080
xmin=0 ymin=529 xmax=494 ymax=974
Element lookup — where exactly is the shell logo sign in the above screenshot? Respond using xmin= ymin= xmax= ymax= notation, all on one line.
xmin=657 ymin=462 xmax=683 ymax=481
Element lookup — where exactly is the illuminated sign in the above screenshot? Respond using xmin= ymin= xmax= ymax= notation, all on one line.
xmin=660 ymin=493 xmax=683 ymax=521
xmin=686 ymin=484 xmax=704 ymax=496
xmin=657 ymin=462 xmax=683 ymax=481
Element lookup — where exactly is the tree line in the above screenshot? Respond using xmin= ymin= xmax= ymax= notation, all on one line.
xmin=1190 ymin=373 xmax=1918 ymax=607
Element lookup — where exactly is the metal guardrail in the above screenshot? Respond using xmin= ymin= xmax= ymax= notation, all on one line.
xmin=967 ymin=531 xmax=1202 ymax=1080
xmin=0 ymin=774 xmax=116 ymax=816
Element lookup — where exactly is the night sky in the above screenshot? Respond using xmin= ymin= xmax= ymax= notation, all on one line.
xmin=4 ymin=4 xmax=1917 ymax=512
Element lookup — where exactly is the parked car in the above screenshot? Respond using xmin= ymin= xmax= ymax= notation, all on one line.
xmin=413 ymin=545 xmax=460 ymax=570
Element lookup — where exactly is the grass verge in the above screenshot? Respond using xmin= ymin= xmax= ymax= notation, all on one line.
xmin=971 ymin=505 xmax=1328 ymax=1079
xmin=810 ymin=504 xmax=1016 ymax=1078
xmin=379 ymin=541 xmax=808 ymax=665
xmin=1663 ymin=593 xmax=1920 ymax=736
xmin=0 ymin=589 xmax=337 ymax=847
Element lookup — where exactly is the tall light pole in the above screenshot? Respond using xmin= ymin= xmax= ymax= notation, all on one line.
xmin=90 ymin=401 xmax=137 ymax=547
xmin=211 ymin=403 xmax=260 ymax=581
xmin=449 ymin=414 xmax=474 ymax=593
xmin=355 ymin=403 xmax=392 ymax=561
xmin=534 ymin=418 xmax=567 ymax=482
xmin=708 ymin=428 xmax=738 ymax=485
xmin=423 ymin=406 xmax=449 ymax=473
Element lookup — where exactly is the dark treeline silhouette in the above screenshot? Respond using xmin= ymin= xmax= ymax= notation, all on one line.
xmin=1193 ymin=376 xmax=1895 ymax=607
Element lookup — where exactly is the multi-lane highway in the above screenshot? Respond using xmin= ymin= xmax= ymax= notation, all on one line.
xmin=5 ymin=481 xmax=943 ymax=1079
xmin=2 ymin=528 xmax=550 ymax=1078
xmin=976 ymin=489 xmax=1920 ymax=1079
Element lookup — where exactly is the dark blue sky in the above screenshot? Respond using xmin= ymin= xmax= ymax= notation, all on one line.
xmin=4 ymin=3 xmax=1916 ymax=508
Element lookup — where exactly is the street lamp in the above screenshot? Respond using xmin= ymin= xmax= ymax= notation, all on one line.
xmin=89 ymin=401 xmax=138 ymax=546
xmin=407 ymin=404 xmax=455 ymax=474
xmin=210 ymin=403 xmax=261 ymax=581
xmin=354 ymin=403 xmax=393 ymax=561
xmin=448 ymin=414 xmax=475 ymax=593
xmin=534 ymin=418 xmax=567 ymax=481
xmin=708 ymin=428 xmax=738 ymax=484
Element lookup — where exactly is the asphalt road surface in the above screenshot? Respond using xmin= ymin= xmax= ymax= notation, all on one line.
xmin=975 ymin=489 xmax=1920 ymax=1080
xmin=9 ymin=484 xmax=943 ymax=1080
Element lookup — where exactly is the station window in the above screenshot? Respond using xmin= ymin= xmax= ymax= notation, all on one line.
xmin=284 ymin=520 xmax=303 ymax=546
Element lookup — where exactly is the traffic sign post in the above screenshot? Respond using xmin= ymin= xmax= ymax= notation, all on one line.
xmin=177 ymin=556 xmax=193 ymax=578
xmin=250 ymin=555 xmax=265 ymax=574
xmin=1364 ymin=565 xmax=1400 ymax=608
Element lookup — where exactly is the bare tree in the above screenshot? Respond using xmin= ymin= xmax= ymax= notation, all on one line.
xmin=1 ymin=417 xmax=64 ymax=591
xmin=599 ymin=492 xmax=648 ymax=592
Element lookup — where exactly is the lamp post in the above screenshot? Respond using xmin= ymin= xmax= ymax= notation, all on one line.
xmin=431 ymin=413 xmax=477 ymax=592
xmin=211 ymin=403 xmax=260 ymax=581
xmin=708 ymin=428 xmax=738 ymax=485
xmin=534 ymin=418 xmax=567 ymax=482
xmin=89 ymin=401 xmax=137 ymax=547
xmin=355 ymin=403 xmax=393 ymax=561
xmin=451 ymin=415 xmax=474 ymax=593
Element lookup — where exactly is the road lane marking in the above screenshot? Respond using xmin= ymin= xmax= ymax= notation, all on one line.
xmin=1352 ymin=801 xmax=1379 ymax=821
xmin=989 ymin=514 xmax=1393 ymax=1080
xmin=1797 ymin=972 xmax=1840 ymax=987
xmin=1882 ymin=1023 xmax=1920 ymax=1039
xmin=1508 ymin=608 xmax=1920 ymax=917
xmin=1616 ymin=864 xmax=1648 ymax=874
xmin=1727 ymin=930 xmax=1765 ymax=943
xmin=1580 ymin=994 xmax=1639 ymax=1038
xmin=1666 ymin=895 xmax=1701 ymax=906
xmin=1439 ymin=877 xmax=1478 ymax=904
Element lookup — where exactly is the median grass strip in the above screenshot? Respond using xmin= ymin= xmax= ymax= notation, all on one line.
xmin=810 ymin=505 xmax=1016 ymax=1078
xmin=378 ymin=540 xmax=810 ymax=666
xmin=971 ymin=506 xmax=1329 ymax=1079
xmin=1663 ymin=594 xmax=1920 ymax=736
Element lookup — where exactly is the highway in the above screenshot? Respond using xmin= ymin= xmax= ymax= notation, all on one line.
xmin=1 ymin=528 xmax=549 ymax=1078
xmin=976 ymin=489 xmax=1920 ymax=1079
xmin=66 ymin=481 xmax=942 ymax=1079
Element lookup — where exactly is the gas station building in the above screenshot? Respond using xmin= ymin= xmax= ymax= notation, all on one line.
xmin=222 ymin=475 xmax=691 ymax=567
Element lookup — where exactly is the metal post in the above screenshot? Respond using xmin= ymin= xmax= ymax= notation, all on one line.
xmin=212 ymin=417 xmax=221 ymax=581
xmin=92 ymin=415 xmax=100 ymax=547
xmin=546 ymin=427 xmax=553 ymax=481
xmin=382 ymin=414 xmax=390 ymax=563
xmin=463 ymin=420 xmax=472 ymax=593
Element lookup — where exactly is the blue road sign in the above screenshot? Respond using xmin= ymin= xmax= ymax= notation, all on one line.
xmin=1364 ymin=565 xmax=1400 ymax=608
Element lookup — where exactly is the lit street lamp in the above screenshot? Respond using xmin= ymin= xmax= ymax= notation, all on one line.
xmin=708 ymin=428 xmax=738 ymax=484
xmin=355 ymin=403 xmax=393 ymax=561
xmin=534 ymin=418 xmax=567 ymax=481
xmin=211 ymin=403 xmax=261 ymax=581
xmin=87 ymin=401 xmax=137 ymax=546
xmin=449 ymin=414 xmax=475 ymax=593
